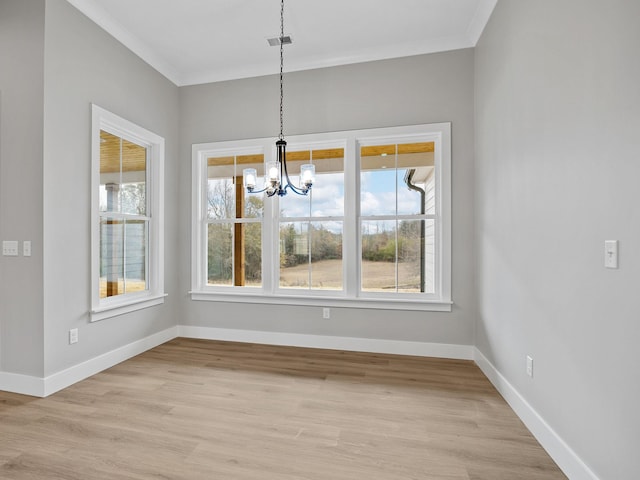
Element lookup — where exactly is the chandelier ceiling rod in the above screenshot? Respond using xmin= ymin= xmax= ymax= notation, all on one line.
xmin=279 ymin=0 xmax=284 ymax=142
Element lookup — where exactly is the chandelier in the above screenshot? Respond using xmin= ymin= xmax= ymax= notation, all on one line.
xmin=242 ymin=0 xmax=315 ymax=197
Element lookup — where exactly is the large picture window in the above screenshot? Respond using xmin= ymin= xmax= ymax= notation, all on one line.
xmin=192 ymin=123 xmax=451 ymax=311
xmin=91 ymin=105 xmax=165 ymax=321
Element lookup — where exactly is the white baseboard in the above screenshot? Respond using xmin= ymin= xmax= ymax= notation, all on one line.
xmin=42 ymin=326 xmax=178 ymax=397
xmin=1 ymin=326 xmax=177 ymax=397
xmin=0 ymin=371 xmax=46 ymax=397
xmin=474 ymin=348 xmax=600 ymax=480
xmin=177 ymin=325 xmax=475 ymax=360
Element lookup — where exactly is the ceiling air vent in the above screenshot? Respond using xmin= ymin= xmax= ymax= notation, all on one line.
xmin=267 ymin=35 xmax=292 ymax=47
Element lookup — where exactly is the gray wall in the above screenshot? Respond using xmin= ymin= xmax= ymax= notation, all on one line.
xmin=41 ymin=0 xmax=180 ymax=376
xmin=179 ymin=50 xmax=476 ymax=346
xmin=0 ymin=0 xmax=46 ymax=376
xmin=475 ymin=1 xmax=640 ymax=478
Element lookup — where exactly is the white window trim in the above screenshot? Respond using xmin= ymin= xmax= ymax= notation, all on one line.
xmin=191 ymin=123 xmax=451 ymax=312
xmin=91 ymin=104 xmax=166 ymax=322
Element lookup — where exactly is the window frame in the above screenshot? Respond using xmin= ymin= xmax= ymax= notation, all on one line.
xmin=91 ymin=105 xmax=166 ymax=321
xmin=191 ymin=123 xmax=451 ymax=312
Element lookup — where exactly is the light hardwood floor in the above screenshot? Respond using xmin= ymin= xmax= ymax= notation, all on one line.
xmin=0 ymin=338 xmax=566 ymax=479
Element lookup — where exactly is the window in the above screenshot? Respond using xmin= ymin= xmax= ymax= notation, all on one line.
xmin=206 ymin=149 xmax=264 ymax=288
xmin=192 ymin=123 xmax=451 ymax=311
xmin=359 ymin=141 xmax=436 ymax=295
xmin=91 ymin=105 xmax=165 ymax=321
xmin=278 ymin=145 xmax=345 ymax=291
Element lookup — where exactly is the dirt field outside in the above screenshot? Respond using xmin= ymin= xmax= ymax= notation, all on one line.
xmin=280 ymin=258 xmax=420 ymax=291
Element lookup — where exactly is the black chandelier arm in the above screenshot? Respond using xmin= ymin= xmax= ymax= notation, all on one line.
xmin=283 ymin=182 xmax=311 ymax=196
xmin=245 ymin=185 xmax=273 ymax=195
xmin=280 ymin=144 xmax=310 ymax=196
xmin=245 ymin=182 xmax=309 ymax=197
xmin=243 ymin=166 xmax=310 ymax=196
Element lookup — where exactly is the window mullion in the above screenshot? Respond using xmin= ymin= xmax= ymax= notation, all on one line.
xmin=263 ymin=141 xmax=277 ymax=294
xmin=394 ymin=145 xmax=399 ymax=293
xmin=307 ymin=221 xmax=312 ymax=289
xmin=201 ymin=155 xmax=210 ymax=290
xmin=344 ymin=136 xmax=358 ymax=297
xmin=145 ymin=218 xmax=150 ymax=291
xmin=123 ymin=219 xmax=128 ymax=294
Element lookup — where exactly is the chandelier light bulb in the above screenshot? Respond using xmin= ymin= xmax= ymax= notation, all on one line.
xmin=243 ymin=168 xmax=257 ymax=191
xmin=300 ymin=164 xmax=315 ymax=189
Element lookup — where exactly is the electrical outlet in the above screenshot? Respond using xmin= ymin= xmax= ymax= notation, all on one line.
xmin=323 ymin=308 xmax=330 ymax=319
xmin=69 ymin=328 xmax=78 ymax=344
xmin=23 ymin=241 xmax=31 ymax=257
xmin=526 ymin=355 xmax=533 ymax=378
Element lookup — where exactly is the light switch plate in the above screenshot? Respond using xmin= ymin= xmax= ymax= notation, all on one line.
xmin=605 ymin=240 xmax=618 ymax=269
xmin=2 ymin=241 xmax=19 ymax=256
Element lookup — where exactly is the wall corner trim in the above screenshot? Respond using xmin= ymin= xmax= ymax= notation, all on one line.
xmin=473 ymin=348 xmax=600 ymax=480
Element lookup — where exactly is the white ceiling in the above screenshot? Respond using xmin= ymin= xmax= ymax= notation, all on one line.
xmin=65 ymin=0 xmax=497 ymax=87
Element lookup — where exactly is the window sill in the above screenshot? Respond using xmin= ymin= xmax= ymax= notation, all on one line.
xmin=91 ymin=293 xmax=168 ymax=322
xmin=189 ymin=291 xmax=452 ymax=312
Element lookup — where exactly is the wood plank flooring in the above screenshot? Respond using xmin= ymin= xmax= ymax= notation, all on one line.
xmin=0 ymin=338 xmax=566 ymax=479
